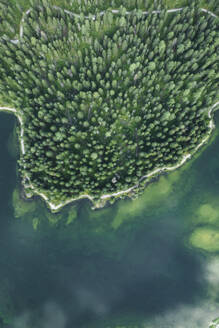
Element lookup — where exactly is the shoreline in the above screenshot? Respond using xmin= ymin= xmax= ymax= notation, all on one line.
xmin=0 ymin=5 xmax=218 ymax=212
xmin=1 ymin=101 xmax=218 ymax=212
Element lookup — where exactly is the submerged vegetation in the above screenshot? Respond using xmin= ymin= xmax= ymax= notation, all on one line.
xmin=1 ymin=94 xmax=219 ymax=328
xmin=189 ymin=228 xmax=219 ymax=253
xmin=188 ymin=200 xmax=219 ymax=253
xmin=0 ymin=279 xmax=14 ymax=327
xmin=0 ymin=0 xmax=218 ymax=208
xmin=12 ymin=188 xmax=36 ymax=218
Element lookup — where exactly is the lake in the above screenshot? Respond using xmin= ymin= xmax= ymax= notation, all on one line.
xmin=0 ymin=111 xmax=218 ymax=328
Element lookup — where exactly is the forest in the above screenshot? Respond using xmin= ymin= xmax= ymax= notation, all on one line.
xmin=0 ymin=0 xmax=218 ymax=205
xmin=0 ymin=0 xmax=218 ymax=39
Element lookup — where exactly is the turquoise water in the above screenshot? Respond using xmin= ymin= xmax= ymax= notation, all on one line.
xmin=0 ymin=112 xmax=219 ymax=328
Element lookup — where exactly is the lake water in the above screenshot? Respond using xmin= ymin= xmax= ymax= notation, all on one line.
xmin=0 ymin=112 xmax=219 ymax=328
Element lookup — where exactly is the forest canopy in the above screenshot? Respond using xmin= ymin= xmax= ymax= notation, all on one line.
xmin=0 ymin=0 xmax=218 ymax=208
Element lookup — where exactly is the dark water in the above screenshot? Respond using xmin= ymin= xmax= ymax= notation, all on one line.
xmin=0 ymin=112 xmax=219 ymax=328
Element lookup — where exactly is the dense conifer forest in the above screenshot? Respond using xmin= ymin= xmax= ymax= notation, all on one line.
xmin=0 ymin=0 xmax=218 ymax=36
xmin=0 ymin=0 xmax=218 ymax=205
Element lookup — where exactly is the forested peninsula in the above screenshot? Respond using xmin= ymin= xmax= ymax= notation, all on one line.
xmin=0 ymin=0 xmax=218 ymax=211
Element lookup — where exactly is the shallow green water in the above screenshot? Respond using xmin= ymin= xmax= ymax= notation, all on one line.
xmin=0 ymin=112 xmax=219 ymax=328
